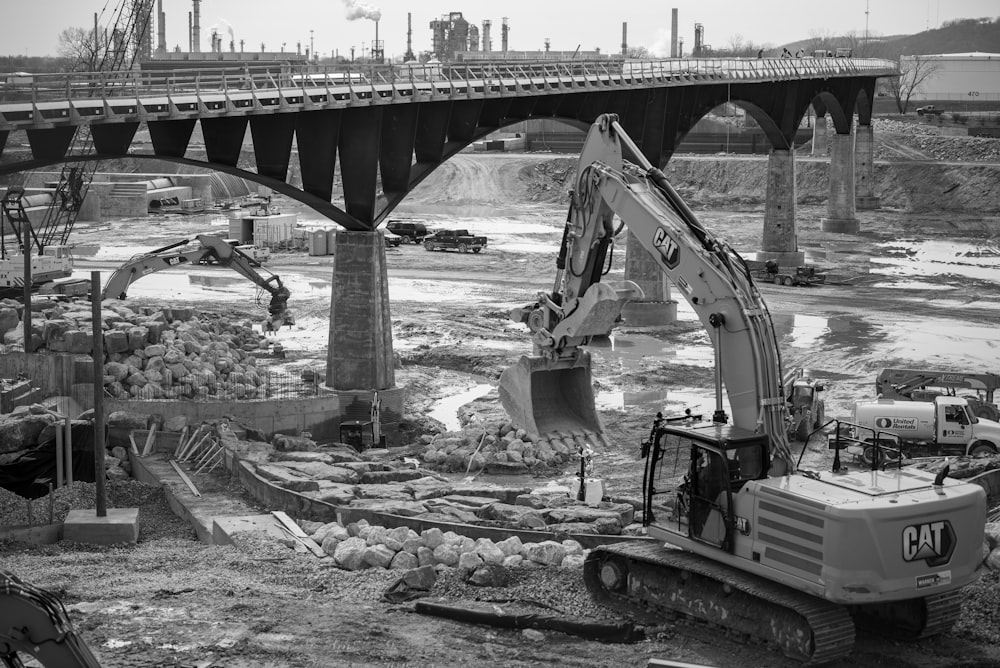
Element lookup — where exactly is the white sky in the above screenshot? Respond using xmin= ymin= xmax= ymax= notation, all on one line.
xmin=7 ymin=0 xmax=998 ymax=59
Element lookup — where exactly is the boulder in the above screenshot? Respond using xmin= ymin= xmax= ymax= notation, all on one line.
xmin=416 ymin=546 xmax=436 ymax=568
xmin=421 ymin=527 xmax=445 ymax=549
xmin=474 ymin=538 xmax=505 ymax=566
xmin=388 ymin=550 xmax=418 ymax=571
xmin=458 ymin=551 xmax=484 ymax=572
xmin=561 ymin=554 xmax=586 ymax=569
xmin=496 ymin=536 xmax=523 ymax=557
xmin=522 ymin=540 xmax=566 ymax=567
xmin=468 ymin=564 xmax=509 ymax=587
xmin=345 ymin=499 xmax=429 ymax=517
xmin=363 ymin=544 xmax=396 ymax=569
xmin=402 ymin=564 xmax=437 ymax=590
xmin=334 ymin=537 xmax=367 ymax=570
xmin=320 ymin=536 xmax=341 ymax=556
xmin=476 ymin=502 xmax=546 ymax=529
xmin=432 ymin=544 xmax=460 ymax=566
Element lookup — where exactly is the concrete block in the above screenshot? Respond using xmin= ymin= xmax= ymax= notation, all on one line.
xmin=212 ymin=514 xmax=286 ymax=545
xmin=63 ymin=508 xmax=140 ymax=544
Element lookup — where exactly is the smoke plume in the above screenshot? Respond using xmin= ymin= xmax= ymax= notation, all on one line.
xmin=342 ymin=0 xmax=381 ymax=21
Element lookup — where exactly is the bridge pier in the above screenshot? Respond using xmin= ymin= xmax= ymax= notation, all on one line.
xmin=621 ymin=229 xmax=677 ymax=326
xmin=757 ymin=148 xmax=804 ymax=266
xmin=854 ymin=123 xmax=880 ymax=210
xmin=326 ymin=230 xmax=402 ymax=445
xmin=821 ymin=130 xmax=860 ymax=233
xmin=811 ymin=115 xmax=828 ymax=156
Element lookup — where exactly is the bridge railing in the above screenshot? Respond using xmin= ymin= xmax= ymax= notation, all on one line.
xmin=0 ymin=57 xmax=898 ymax=106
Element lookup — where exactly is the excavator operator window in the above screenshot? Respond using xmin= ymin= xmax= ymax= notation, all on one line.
xmin=690 ymin=446 xmax=730 ymax=549
xmin=643 ymin=430 xmax=693 ymax=529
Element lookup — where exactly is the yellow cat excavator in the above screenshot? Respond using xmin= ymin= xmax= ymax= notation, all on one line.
xmin=498 ymin=115 xmax=987 ymax=664
xmin=1 ymin=570 xmax=102 ymax=667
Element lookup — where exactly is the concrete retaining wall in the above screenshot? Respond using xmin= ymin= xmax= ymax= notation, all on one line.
xmin=105 ymin=393 xmax=341 ymax=441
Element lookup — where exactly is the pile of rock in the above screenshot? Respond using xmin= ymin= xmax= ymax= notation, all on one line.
xmin=300 ymin=517 xmax=587 ymax=584
xmin=0 ymin=298 xmax=275 ymax=400
xmin=420 ymin=421 xmax=596 ymax=475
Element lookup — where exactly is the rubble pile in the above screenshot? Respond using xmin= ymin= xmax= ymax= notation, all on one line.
xmin=0 ymin=298 xmax=274 ymax=400
xmin=872 ymin=118 xmax=1000 ymax=162
xmin=420 ymin=421 xmax=590 ymax=474
xmin=300 ymin=517 xmax=588 ymax=581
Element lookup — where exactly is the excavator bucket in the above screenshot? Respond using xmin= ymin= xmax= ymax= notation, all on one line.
xmin=498 ymin=352 xmax=605 ymax=441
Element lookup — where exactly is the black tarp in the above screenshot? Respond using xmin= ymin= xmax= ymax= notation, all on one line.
xmin=0 ymin=424 xmax=97 ymax=499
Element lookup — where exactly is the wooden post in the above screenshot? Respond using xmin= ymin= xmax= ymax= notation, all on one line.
xmin=91 ymin=271 xmax=106 ymax=517
xmin=22 ymin=216 xmax=31 ymax=352
xmin=55 ymin=423 xmax=63 ymax=489
xmin=64 ymin=416 xmax=73 ymax=486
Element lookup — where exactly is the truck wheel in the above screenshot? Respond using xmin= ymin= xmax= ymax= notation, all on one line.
xmin=424 ymin=241 xmax=434 ymax=251
xmin=401 ymin=236 xmax=411 ymax=244
xmin=862 ymin=445 xmax=883 ymax=466
xmin=782 ymin=276 xmax=793 ymax=286
xmin=969 ymin=442 xmax=997 ymax=457
xmin=472 ymin=248 xmax=481 ymax=253
xmin=458 ymin=243 xmax=469 ymax=253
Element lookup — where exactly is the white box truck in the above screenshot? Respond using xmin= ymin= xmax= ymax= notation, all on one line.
xmin=853 ymin=395 xmax=1000 ymax=457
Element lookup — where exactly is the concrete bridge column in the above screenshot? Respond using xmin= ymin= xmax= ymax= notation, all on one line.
xmin=821 ymin=130 xmax=859 ymax=233
xmin=854 ymin=124 xmax=880 ymax=210
xmin=326 ymin=230 xmax=403 ymax=444
xmin=757 ymin=148 xmax=804 ymax=266
xmin=621 ymin=229 xmax=677 ymax=326
xmin=811 ymin=115 xmax=828 ymax=156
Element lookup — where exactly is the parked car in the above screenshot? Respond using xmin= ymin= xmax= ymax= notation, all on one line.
xmin=916 ymin=105 xmax=944 ymax=116
xmin=383 ymin=230 xmax=403 ymax=247
xmin=386 ymin=220 xmax=429 ymax=244
xmin=423 ymin=229 xmax=488 ymax=253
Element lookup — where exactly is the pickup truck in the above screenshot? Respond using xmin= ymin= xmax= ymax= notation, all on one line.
xmin=423 ymin=229 xmax=487 ymax=253
xmin=916 ymin=105 xmax=944 ymax=116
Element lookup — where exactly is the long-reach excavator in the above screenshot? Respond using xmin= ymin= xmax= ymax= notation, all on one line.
xmin=101 ymin=234 xmax=294 ymax=331
xmin=498 ymin=115 xmax=987 ymax=664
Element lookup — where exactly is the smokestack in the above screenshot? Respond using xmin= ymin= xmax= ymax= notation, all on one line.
xmin=156 ymin=0 xmax=166 ymax=53
xmin=405 ymin=12 xmax=414 ymax=60
xmin=671 ymin=8 xmax=678 ymax=58
xmin=188 ymin=11 xmax=192 ymax=51
xmin=622 ymin=22 xmax=627 ymax=57
xmin=482 ymin=20 xmax=492 ymax=52
xmin=501 ymin=17 xmax=509 ymax=53
xmin=192 ymin=0 xmax=201 ymax=52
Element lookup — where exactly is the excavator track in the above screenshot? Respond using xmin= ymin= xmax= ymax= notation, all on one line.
xmin=583 ymin=542 xmax=855 ymax=666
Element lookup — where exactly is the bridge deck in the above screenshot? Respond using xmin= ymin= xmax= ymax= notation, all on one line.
xmin=0 ymin=58 xmax=898 ymax=131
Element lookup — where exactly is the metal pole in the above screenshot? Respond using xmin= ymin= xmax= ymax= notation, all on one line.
xmin=64 ymin=416 xmax=73 ymax=486
xmin=55 ymin=423 xmax=63 ymax=489
xmin=91 ymin=271 xmax=106 ymax=516
xmin=21 ymin=218 xmax=31 ymax=352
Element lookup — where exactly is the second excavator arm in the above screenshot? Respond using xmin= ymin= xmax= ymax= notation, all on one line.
xmin=500 ymin=114 xmax=794 ymax=471
xmin=101 ymin=235 xmax=293 ymax=330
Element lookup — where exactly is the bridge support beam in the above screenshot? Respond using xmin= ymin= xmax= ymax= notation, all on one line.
xmin=854 ymin=124 xmax=880 ymax=210
xmin=622 ymin=229 xmax=677 ymax=326
xmin=821 ymin=131 xmax=859 ymax=233
xmin=326 ymin=230 xmax=402 ymax=445
xmin=757 ymin=148 xmax=804 ymax=266
xmin=811 ymin=115 xmax=828 ymax=156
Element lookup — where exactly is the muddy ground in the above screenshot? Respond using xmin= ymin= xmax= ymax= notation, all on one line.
xmin=5 ymin=144 xmax=1000 ymax=667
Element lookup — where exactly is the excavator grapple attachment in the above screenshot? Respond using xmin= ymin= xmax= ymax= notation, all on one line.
xmin=498 ymin=352 xmax=604 ymax=440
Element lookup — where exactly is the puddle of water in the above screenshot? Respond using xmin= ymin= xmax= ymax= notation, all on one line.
xmin=872 ymin=239 xmax=1000 ymax=282
xmin=428 ymin=383 xmax=493 ymax=431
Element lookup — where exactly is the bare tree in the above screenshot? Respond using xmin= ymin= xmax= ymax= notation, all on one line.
xmin=887 ymin=55 xmax=941 ymax=113
xmin=57 ymin=26 xmax=102 ymax=71
xmin=627 ymin=45 xmax=650 ymax=59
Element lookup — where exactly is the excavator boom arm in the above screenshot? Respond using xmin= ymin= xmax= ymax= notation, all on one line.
xmin=500 ymin=114 xmax=793 ymax=468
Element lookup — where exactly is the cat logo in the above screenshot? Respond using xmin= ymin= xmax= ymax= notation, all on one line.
xmin=735 ymin=516 xmax=751 ymax=535
xmin=652 ymin=227 xmax=680 ymax=269
xmin=902 ymin=520 xmax=956 ymax=568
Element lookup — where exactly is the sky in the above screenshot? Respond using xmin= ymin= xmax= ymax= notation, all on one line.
xmin=6 ymin=0 xmax=998 ymax=60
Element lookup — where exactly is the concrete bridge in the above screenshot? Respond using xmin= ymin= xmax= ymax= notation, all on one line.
xmin=0 ymin=58 xmax=898 ymax=440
